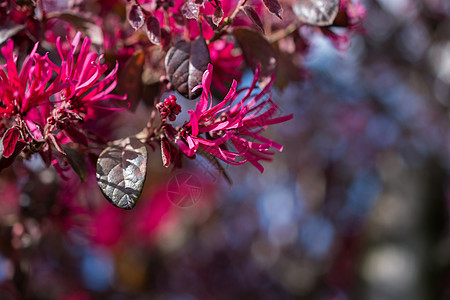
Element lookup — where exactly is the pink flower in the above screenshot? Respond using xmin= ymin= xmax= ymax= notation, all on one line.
xmin=0 ymin=40 xmax=69 ymax=117
xmin=0 ymin=33 xmax=127 ymax=173
xmin=176 ymin=64 xmax=293 ymax=173
xmin=47 ymin=32 xmax=127 ymax=114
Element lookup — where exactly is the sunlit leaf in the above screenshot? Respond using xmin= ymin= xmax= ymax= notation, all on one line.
xmin=292 ymin=0 xmax=339 ymax=26
xmin=128 ymin=4 xmax=145 ymax=30
xmin=261 ymin=0 xmax=283 ymax=19
xmin=182 ymin=0 xmax=200 ymax=19
xmin=161 ymin=137 xmax=171 ymax=168
xmin=96 ymin=137 xmax=148 ymax=210
xmin=241 ymin=6 xmax=265 ymax=34
xmin=212 ymin=5 xmax=224 ymax=26
xmin=165 ymin=37 xmax=210 ymax=99
xmin=144 ymin=15 xmax=161 ymax=45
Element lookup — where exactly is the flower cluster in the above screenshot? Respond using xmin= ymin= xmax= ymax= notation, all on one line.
xmin=0 ymin=40 xmax=68 ymax=118
xmin=159 ymin=64 xmax=292 ymax=173
xmin=0 ymin=32 xmax=126 ymax=171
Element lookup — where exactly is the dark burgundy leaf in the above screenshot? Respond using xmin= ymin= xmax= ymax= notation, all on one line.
xmin=241 ymin=6 xmax=265 ymax=34
xmin=261 ymin=0 xmax=283 ymax=19
xmin=173 ymin=13 xmax=185 ymax=27
xmin=182 ymin=0 xmax=200 ymax=19
xmin=64 ymin=125 xmax=88 ymax=146
xmin=96 ymin=137 xmax=148 ymax=209
xmin=165 ymin=37 xmax=210 ymax=99
xmin=292 ymin=0 xmax=339 ymax=26
xmin=118 ymin=50 xmax=145 ymax=111
xmin=233 ymin=27 xmax=277 ymax=88
xmin=0 ymin=140 xmax=26 ymax=172
xmin=0 ymin=24 xmax=26 ymax=45
xmin=128 ymin=4 xmax=145 ymax=30
xmin=48 ymin=134 xmax=66 ymax=154
xmin=144 ymin=15 xmax=161 ymax=45
xmin=204 ymin=15 xmax=219 ymax=31
xmin=160 ymin=27 xmax=172 ymax=50
xmin=161 ymin=138 xmax=171 ymax=167
xmin=46 ymin=12 xmax=103 ymax=45
xmin=2 ymin=127 xmax=20 ymax=158
xmin=212 ymin=5 xmax=224 ymax=26
xmin=63 ymin=147 xmax=88 ymax=182
xmin=39 ymin=145 xmax=52 ymax=168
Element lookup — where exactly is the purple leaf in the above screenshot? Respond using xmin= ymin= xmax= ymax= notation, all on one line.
xmin=2 ymin=127 xmax=20 ymax=158
xmin=161 ymin=138 xmax=171 ymax=167
xmin=0 ymin=24 xmax=26 ymax=45
xmin=96 ymin=137 xmax=148 ymax=210
xmin=165 ymin=37 xmax=211 ymax=99
xmin=233 ymin=27 xmax=277 ymax=87
xmin=292 ymin=0 xmax=340 ymax=26
xmin=261 ymin=0 xmax=283 ymax=19
xmin=212 ymin=5 xmax=224 ymax=26
xmin=118 ymin=50 xmax=145 ymax=111
xmin=63 ymin=146 xmax=88 ymax=182
xmin=46 ymin=12 xmax=104 ymax=46
xmin=161 ymin=27 xmax=172 ymax=50
xmin=144 ymin=15 xmax=161 ymax=45
xmin=128 ymin=4 xmax=145 ymax=30
xmin=64 ymin=125 xmax=88 ymax=146
xmin=173 ymin=13 xmax=186 ymax=27
xmin=182 ymin=0 xmax=200 ymax=19
xmin=204 ymin=15 xmax=219 ymax=30
xmin=0 ymin=139 xmax=26 ymax=172
xmin=241 ymin=6 xmax=265 ymax=34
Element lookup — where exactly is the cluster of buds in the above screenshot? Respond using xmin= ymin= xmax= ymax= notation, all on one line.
xmin=46 ymin=108 xmax=83 ymax=131
xmin=156 ymin=95 xmax=182 ymax=121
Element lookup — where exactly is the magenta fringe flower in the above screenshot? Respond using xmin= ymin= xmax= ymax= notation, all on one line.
xmin=0 ymin=40 xmax=70 ymax=117
xmin=0 ymin=32 xmax=127 ymax=173
xmin=176 ymin=64 xmax=293 ymax=173
xmin=46 ymin=32 xmax=127 ymax=113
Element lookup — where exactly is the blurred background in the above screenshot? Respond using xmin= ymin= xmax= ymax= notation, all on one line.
xmin=1 ymin=0 xmax=450 ymax=299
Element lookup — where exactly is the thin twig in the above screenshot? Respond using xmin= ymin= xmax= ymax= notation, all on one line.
xmin=268 ymin=22 xmax=301 ymax=44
